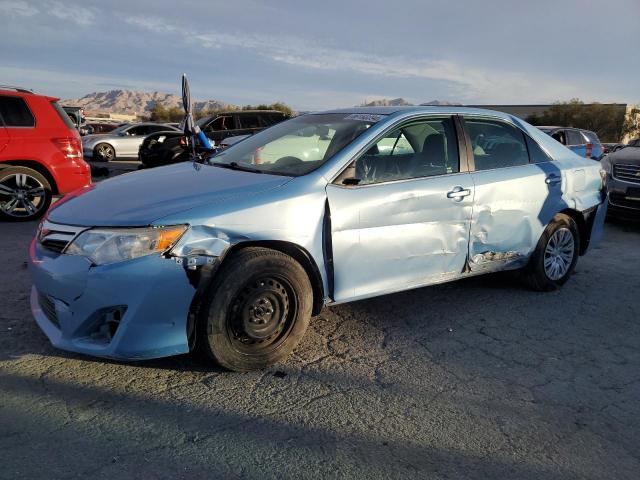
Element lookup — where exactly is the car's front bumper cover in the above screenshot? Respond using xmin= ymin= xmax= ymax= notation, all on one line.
xmin=28 ymin=238 xmax=197 ymax=360
xmin=607 ymin=176 xmax=640 ymax=216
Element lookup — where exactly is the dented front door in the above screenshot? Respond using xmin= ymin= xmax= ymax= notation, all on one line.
xmin=326 ymin=173 xmax=474 ymax=302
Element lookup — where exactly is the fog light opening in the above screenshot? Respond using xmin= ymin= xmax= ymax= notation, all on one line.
xmin=88 ymin=305 xmax=127 ymax=343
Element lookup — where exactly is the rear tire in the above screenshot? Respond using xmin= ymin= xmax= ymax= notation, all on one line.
xmin=94 ymin=143 xmax=116 ymax=161
xmin=523 ymin=213 xmax=580 ymax=291
xmin=0 ymin=166 xmax=52 ymax=221
xmin=197 ymin=247 xmax=313 ymax=371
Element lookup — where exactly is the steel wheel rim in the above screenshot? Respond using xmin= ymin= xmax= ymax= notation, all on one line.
xmin=0 ymin=173 xmax=46 ymax=218
xmin=96 ymin=144 xmax=114 ymax=160
xmin=544 ymin=227 xmax=575 ymax=281
xmin=226 ymin=275 xmax=298 ymax=355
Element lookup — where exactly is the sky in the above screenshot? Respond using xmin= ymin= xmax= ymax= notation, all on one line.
xmin=0 ymin=0 xmax=638 ymax=110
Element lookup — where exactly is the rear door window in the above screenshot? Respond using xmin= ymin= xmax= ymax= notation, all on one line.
xmin=567 ymin=130 xmax=584 ymax=146
xmin=204 ymin=115 xmax=234 ymax=133
xmin=0 ymin=95 xmax=35 ymax=127
xmin=464 ymin=118 xmax=529 ymax=171
xmin=239 ymin=114 xmax=262 ymax=129
xmin=263 ymin=113 xmax=286 ymax=126
xmin=582 ymin=131 xmax=600 ymax=143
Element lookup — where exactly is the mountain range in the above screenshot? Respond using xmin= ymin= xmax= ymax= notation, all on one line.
xmin=62 ymin=89 xmax=461 ymax=116
xmin=361 ymin=98 xmax=461 ymax=107
xmin=62 ymin=90 xmax=236 ymax=116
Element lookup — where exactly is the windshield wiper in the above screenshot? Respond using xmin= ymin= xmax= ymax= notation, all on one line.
xmin=210 ymin=161 xmax=264 ymax=174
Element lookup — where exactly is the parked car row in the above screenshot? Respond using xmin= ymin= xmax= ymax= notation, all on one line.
xmin=82 ymin=122 xmax=181 ymax=161
xmin=138 ymin=110 xmax=289 ymax=168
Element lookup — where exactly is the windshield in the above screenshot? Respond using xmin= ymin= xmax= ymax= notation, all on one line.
xmin=196 ymin=116 xmax=211 ymax=127
xmin=207 ymin=113 xmax=380 ymax=176
xmin=109 ymin=124 xmax=131 ymax=135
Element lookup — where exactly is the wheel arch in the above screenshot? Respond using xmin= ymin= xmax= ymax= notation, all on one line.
xmin=559 ymin=208 xmax=588 ymax=255
xmin=0 ymin=160 xmax=59 ymax=194
xmin=221 ymin=240 xmax=326 ymax=316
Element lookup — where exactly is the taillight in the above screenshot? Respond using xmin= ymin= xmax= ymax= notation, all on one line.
xmin=52 ymin=137 xmax=83 ymax=160
xmin=585 ymin=142 xmax=593 ymax=159
xmin=179 ymin=136 xmax=187 ymax=146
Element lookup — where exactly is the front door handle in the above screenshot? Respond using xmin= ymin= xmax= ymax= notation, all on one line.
xmin=447 ymin=186 xmax=471 ymax=201
xmin=545 ymin=175 xmax=562 ymax=185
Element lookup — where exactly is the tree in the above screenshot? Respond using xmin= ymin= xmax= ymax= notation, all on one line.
xmin=241 ymin=102 xmax=295 ymax=116
xmin=622 ymin=106 xmax=640 ymax=142
xmin=526 ymin=100 xmax=627 ymax=142
xmin=149 ymin=103 xmax=186 ymax=122
xmin=149 ymin=103 xmax=169 ymax=122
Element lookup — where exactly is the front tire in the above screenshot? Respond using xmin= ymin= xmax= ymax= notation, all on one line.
xmin=198 ymin=247 xmax=313 ymax=371
xmin=523 ymin=213 xmax=580 ymax=291
xmin=94 ymin=143 xmax=116 ymax=161
xmin=0 ymin=166 xmax=52 ymax=221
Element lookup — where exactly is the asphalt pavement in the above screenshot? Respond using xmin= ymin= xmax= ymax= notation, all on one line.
xmin=1 ymin=203 xmax=639 ymax=479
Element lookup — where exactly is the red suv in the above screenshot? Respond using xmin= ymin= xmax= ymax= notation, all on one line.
xmin=0 ymin=87 xmax=91 ymax=221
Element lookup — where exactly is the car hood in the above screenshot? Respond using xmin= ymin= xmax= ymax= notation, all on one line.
xmin=608 ymin=147 xmax=640 ymax=164
xmin=47 ymin=162 xmax=292 ymax=227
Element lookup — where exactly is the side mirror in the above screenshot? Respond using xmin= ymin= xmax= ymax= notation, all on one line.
xmin=342 ymin=177 xmax=361 ymax=186
xmin=334 ymin=161 xmax=361 ymax=186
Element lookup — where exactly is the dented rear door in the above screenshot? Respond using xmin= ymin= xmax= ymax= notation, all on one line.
xmin=463 ymin=116 xmax=566 ymax=272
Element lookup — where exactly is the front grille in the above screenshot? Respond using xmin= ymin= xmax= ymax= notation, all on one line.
xmin=39 ymin=221 xmax=86 ymax=254
xmin=613 ymin=164 xmax=640 ymax=184
xmin=38 ymin=292 xmax=60 ymax=328
xmin=41 ymin=239 xmax=68 ymax=253
xmin=609 ymin=193 xmax=640 ymax=211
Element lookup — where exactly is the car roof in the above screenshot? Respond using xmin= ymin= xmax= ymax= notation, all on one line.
xmin=0 ymin=87 xmax=58 ymax=102
xmin=209 ymin=110 xmax=285 ymax=115
xmin=318 ymin=105 xmax=522 ymax=118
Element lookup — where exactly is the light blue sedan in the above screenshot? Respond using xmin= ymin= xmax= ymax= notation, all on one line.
xmin=29 ymin=107 xmax=607 ymax=371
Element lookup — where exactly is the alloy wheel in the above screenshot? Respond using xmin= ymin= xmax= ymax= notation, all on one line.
xmin=0 ymin=173 xmax=46 ymax=218
xmin=543 ymin=227 xmax=575 ymax=281
xmin=96 ymin=144 xmax=114 ymax=161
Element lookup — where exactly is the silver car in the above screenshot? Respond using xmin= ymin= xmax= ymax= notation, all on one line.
xmin=31 ymin=107 xmax=607 ymax=371
xmin=82 ymin=122 xmax=181 ymax=161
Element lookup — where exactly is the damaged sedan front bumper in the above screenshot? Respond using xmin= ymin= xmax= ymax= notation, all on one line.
xmin=28 ymin=238 xmax=197 ymax=360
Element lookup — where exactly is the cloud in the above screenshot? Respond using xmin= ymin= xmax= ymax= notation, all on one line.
xmin=124 ymin=15 xmax=178 ymax=33
xmin=45 ymin=1 xmax=96 ymax=26
xmin=128 ymin=15 xmax=600 ymax=104
xmin=0 ymin=0 xmax=39 ymax=16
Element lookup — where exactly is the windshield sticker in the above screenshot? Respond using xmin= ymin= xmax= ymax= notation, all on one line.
xmin=345 ymin=114 xmax=385 ymax=122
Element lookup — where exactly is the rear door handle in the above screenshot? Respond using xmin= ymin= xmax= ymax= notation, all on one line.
xmin=545 ymin=175 xmax=562 ymax=185
xmin=447 ymin=186 xmax=471 ymax=201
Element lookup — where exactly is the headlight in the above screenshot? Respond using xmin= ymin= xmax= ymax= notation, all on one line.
xmin=65 ymin=225 xmax=187 ymax=265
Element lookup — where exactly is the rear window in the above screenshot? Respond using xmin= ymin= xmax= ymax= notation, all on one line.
xmin=567 ymin=130 xmax=584 ymax=146
xmin=582 ymin=131 xmax=600 ymax=143
xmin=0 ymin=95 xmax=35 ymax=127
xmin=239 ymin=114 xmax=261 ymax=129
xmin=51 ymin=101 xmax=76 ymax=129
xmin=526 ymin=136 xmax=553 ymax=163
xmin=264 ymin=113 xmax=286 ymax=126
